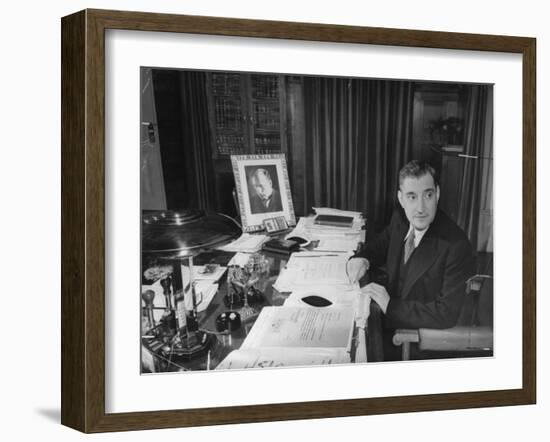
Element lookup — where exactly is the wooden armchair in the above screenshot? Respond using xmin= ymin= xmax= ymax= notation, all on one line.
xmin=392 ymin=275 xmax=493 ymax=360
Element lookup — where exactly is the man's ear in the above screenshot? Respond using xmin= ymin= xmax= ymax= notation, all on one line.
xmin=436 ymin=185 xmax=440 ymax=203
xmin=397 ymin=189 xmax=404 ymax=208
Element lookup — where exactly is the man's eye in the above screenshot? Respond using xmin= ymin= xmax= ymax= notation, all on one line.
xmin=426 ymin=191 xmax=433 ymax=198
xmin=407 ymin=195 xmax=416 ymax=201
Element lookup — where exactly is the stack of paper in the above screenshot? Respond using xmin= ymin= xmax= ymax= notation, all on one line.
xmin=313 ymin=207 xmax=364 ymax=231
xmin=313 ymin=207 xmax=363 ymax=219
xmin=285 ymin=209 xmax=365 ymax=253
xmin=213 ymin=206 xmax=370 ymax=371
xmin=216 ymin=233 xmax=269 ymax=253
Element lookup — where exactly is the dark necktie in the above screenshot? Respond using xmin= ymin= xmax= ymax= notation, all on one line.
xmin=403 ymin=231 xmax=416 ymax=264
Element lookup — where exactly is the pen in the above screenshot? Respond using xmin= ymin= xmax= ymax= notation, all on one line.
xmin=206 ymin=350 xmax=211 ymax=371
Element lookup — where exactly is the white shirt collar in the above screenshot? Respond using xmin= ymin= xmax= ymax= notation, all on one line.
xmin=404 ymin=224 xmax=429 ymax=248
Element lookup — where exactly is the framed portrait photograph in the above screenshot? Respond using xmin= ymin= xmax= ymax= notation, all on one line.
xmin=61 ymin=9 xmax=535 ymax=433
xmin=231 ymin=154 xmax=296 ymax=231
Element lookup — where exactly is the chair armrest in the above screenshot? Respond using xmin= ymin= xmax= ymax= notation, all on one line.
xmin=418 ymin=326 xmax=493 ymax=352
xmin=392 ymin=329 xmax=420 ymax=360
xmin=393 ymin=329 xmax=420 ymax=346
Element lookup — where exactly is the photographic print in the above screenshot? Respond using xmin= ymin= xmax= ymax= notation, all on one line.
xmin=232 ymin=154 xmax=296 ymax=230
xmin=62 ymin=9 xmax=535 ymax=432
xmin=245 ymin=164 xmax=283 ymax=214
xmin=140 ymin=67 xmax=494 ymax=373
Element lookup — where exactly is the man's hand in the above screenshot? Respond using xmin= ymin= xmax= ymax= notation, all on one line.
xmin=346 ymin=257 xmax=369 ymax=284
xmin=362 ymin=282 xmax=390 ymax=314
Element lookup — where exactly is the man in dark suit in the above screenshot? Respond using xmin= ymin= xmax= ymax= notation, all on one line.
xmin=248 ymin=168 xmax=283 ymax=214
xmin=347 ymin=160 xmax=474 ymax=340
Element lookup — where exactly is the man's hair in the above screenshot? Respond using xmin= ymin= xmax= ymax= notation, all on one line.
xmin=398 ymin=160 xmax=439 ymax=188
xmin=250 ymin=168 xmax=272 ymax=184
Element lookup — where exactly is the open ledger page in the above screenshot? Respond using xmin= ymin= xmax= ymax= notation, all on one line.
xmin=216 ymin=347 xmax=350 ymax=370
xmin=241 ymin=306 xmax=354 ymax=350
xmin=216 ymin=306 xmax=354 ymax=370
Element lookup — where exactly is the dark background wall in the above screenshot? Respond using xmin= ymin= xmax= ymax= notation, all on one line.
xmin=143 ymin=70 xmax=493 ymax=253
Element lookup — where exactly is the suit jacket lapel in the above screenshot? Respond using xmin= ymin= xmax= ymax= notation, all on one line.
xmin=400 ymin=233 xmax=438 ymax=299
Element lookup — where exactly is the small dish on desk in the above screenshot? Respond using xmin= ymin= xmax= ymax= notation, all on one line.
xmin=300 ymin=295 xmax=333 ymax=307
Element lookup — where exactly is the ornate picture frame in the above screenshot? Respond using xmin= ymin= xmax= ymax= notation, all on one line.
xmin=61 ymin=9 xmax=536 ymax=433
xmin=231 ymin=154 xmax=296 ymax=232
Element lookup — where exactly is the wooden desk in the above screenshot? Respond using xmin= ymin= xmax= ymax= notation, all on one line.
xmin=142 ymin=249 xmax=384 ymax=372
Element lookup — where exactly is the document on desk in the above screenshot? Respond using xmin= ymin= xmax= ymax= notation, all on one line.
xmin=286 ymin=215 xmax=366 ymax=251
xmin=314 ymin=237 xmax=361 ymax=252
xmin=187 ymin=264 xmax=227 ymax=282
xmin=182 ymin=281 xmax=219 ymax=313
xmin=179 ymin=266 xmax=220 ymax=312
xmin=216 ymin=305 xmax=354 ymax=370
xmin=216 ymin=233 xmax=269 ymax=253
xmin=241 ymin=305 xmax=354 ymax=350
xmin=216 ymin=347 xmax=350 ymax=370
xmin=273 ymin=251 xmax=353 ymax=292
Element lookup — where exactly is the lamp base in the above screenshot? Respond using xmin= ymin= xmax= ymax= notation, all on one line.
xmin=163 ymin=330 xmax=216 ymax=361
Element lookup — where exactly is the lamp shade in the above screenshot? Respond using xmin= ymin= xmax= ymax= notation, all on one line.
xmin=142 ymin=209 xmax=242 ymax=257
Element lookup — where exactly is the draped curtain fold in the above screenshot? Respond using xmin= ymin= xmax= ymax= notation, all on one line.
xmin=456 ymin=85 xmax=493 ymax=252
xmin=157 ymin=71 xmax=492 ymax=253
xmin=299 ymin=77 xmax=415 ymax=232
xmin=179 ymin=71 xmax=216 ymax=210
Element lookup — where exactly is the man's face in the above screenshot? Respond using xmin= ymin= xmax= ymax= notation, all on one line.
xmin=397 ymin=173 xmax=440 ymax=231
xmin=252 ymin=173 xmax=273 ymax=201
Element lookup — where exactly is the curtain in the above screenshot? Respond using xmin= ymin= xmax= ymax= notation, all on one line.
xmin=179 ymin=71 xmax=216 ymax=211
xmin=457 ymin=85 xmax=493 ymax=252
xmin=297 ymin=77 xmax=414 ymax=232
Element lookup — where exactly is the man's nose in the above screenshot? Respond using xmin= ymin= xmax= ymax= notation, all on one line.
xmin=417 ymin=197 xmax=426 ymax=213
